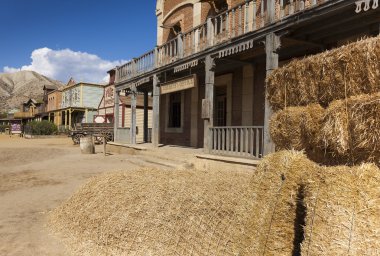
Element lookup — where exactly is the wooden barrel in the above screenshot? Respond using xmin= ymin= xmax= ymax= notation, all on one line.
xmin=80 ymin=136 xmax=95 ymax=154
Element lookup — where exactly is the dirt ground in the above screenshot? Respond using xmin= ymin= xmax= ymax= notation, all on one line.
xmin=0 ymin=135 xmax=199 ymax=256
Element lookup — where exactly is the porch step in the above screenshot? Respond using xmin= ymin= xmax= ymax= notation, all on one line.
xmin=195 ymin=154 xmax=261 ymax=167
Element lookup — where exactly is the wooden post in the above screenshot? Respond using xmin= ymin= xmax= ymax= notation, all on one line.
xmin=267 ymin=0 xmax=276 ymax=24
xmin=130 ymin=85 xmax=137 ymax=145
xmin=114 ymin=90 xmax=120 ymax=142
xmin=68 ymin=109 xmax=72 ymax=130
xmin=204 ymin=55 xmax=215 ymax=153
xmin=263 ymin=33 xmax=281 ymax=155
xmin=103 ymin=136 xmax=107 ymax=156
xmin=177 ymin=33 xmax=183 ymax=58
xmin=152 ymin=74 xmax=160 ymax=147
xmin=143 ymin=91 xmax=149 ymax=143
xmin=207 ymin=17 xmax=214 ymax=47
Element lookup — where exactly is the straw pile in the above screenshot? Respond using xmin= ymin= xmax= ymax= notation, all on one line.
xmin=320 ymin=92 xmax=380 ymax=165
xmin=267 ymin=35 xmax=380 ymax=111
xmin=302 ymin=163 xmax=380 ymax=255
xmin=241 ymin=150 xmax=319 ymax=256
xmin=49 ymin=168 xmax=256 ymax=256
xmin=270 ymin=104 xmax=324 ymax=151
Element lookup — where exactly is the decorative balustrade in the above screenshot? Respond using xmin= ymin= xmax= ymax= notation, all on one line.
xmin=209 ymin=126 xmax=264 ymax=159
xmin=116 ymin=0 xmax=331 ymax=83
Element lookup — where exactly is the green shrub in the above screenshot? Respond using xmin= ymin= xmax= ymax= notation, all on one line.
xmin=25 ymin=121 xmax=58 ymax=135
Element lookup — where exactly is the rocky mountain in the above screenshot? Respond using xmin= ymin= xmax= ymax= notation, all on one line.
xmin=0 ymin=71 xmax=63 ymax=112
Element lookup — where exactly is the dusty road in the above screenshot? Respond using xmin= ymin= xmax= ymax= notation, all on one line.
xmin=0 ymin=135 xmax=191 ymax=256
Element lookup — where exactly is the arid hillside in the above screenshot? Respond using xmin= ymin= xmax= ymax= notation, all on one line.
xmin=0 ymin=70 xmax=63 ymax=112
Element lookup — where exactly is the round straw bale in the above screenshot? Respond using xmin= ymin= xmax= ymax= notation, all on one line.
xmin=49 ymin=168 xmax=256 ymax=256
xmin=302 ymin=163 xmax=380 ymax=256
xmin=266 ymin=35 xmax=380 ymax=111
xmin=242 ymin=150 xmax=320 ymax=256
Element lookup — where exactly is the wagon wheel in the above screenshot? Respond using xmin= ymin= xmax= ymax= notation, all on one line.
xmin=101 ymin=130 xmax=113 ymax=142
xmin=73 ymin=134 xmax=84 ymax=145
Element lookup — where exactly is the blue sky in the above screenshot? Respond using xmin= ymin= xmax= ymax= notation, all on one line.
xmin=0 ymin=0 xmax=157 ymax=83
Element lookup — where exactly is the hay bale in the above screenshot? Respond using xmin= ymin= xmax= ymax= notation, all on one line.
xmin=49 ymin=168 xmax=256 ymax=256
xmin=270 ymin=104 xmax=324 ymax=150
xmin=269 ymin=104 xmax=328 ymax=163
xmin=267 ymin=35 xmax=380 ymax=111
xmin=241 ymin=150 xmax=319 ymax=256
xmin=302 ymin=163 xmax=380 ymax=255
xmin=320 ymin=92 xmax=380 ymax=165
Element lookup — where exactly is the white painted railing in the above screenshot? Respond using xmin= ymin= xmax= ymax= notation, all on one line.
xmin=116 ymin=0 xmax=331 ymax=83
xmin=209 ymin=126 xmax=264 ymax=159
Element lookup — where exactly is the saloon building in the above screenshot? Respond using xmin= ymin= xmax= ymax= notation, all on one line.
xmin=114 ymin=0 xmax=380 ymax=158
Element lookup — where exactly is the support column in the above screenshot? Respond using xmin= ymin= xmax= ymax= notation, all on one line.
xmin=143 ymin=91 xmax=149 ymax=143
xmin=68 ymin=109 xmax=72 ymax=129
xmin=114 ymin=90 xmax=120 ymax=142
xmin=152 ymin=74 xmax=160 ymax=147
xmin=130 ymin=85 xmax=137 ymax=145
xmin=263 ymin=32 xmax=281 ymax=155
xmin=203 ymin=55 xmax=215 ymax=153
xmin=64 ymin=110 xmax=68 ymax=129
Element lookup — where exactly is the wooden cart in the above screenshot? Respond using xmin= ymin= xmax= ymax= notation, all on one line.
xmin=70 ymin=123 xmax=114 ymax=145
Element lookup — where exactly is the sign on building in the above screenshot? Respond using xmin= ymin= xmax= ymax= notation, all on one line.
xmin=160 ymin=75 xmax=197 ymax=95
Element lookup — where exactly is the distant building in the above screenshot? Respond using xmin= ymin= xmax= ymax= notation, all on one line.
xmin=58 ymin=78 xmax=104 ymax=130
xmin=97 ymin=69 xmax=153 ymax=143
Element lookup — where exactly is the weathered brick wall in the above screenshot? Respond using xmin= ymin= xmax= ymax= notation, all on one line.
xmin=163 ymin=0 xmax=185 ymax=16
xmin=162 ymin=4 xmax=194 ymax=43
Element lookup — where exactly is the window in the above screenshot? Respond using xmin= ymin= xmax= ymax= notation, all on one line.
xmin=168 ymin=92 xmax=181 ymax=128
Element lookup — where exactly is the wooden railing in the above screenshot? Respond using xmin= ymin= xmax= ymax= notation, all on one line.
xmin=116 ymin=0 xmax=331 ymax=83
xmin=209 ymin=126 xmax=264 ymax=159
xmin=14 ymin=111 xmax=36 ymax=119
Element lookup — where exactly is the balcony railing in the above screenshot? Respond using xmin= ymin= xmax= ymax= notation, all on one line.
xmin=14 ymin=111 xmax=36 ymax=119
xmin=116 ymin=0 xmax=331 ymax=83
xmin=209 ymin=126 xmax=264 ymax=159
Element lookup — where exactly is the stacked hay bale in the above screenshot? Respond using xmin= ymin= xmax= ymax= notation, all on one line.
xmin=267 ymin=35 xmax=380 ymax=165
xmin=241 ymin=150 xmax=319 ymax=256
xmin=302 ymin=163 xmax=380 ymax=255
xmin=246 ymin=151 xmax=380 ymax=256
xmin=49 ymin=168 xmax=257 ymax=256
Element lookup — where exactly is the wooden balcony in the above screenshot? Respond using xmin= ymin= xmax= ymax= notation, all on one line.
xmin=14 ymin=111 xmax=36 ymax=119
xmin=115 ymin=0 xmax=335 ymax=84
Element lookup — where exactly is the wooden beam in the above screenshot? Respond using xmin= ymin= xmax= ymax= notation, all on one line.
xmin=130 ymin=85 xmax=137 ymax=145
xmin=152 ymin=74 xmax=160 ymax=147
xmin=143 ymin=91 xmax=149 ymax=143
xmin=263 ymin=33 xmax=280 ymax=156
xmin=114 ymin=90 xmax=120 ymax=142
xmin=204 ymin=55 xmax=215 ymax=153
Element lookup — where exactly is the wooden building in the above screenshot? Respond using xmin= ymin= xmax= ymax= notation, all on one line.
xmin=58 ymin=78 xmax=105 ymax=130
xmin=98 ymin=69 xmax=153 ymax=143
xmin=114 ymin=0 xmax=380 ymax=158
xmin=47 ymin=89 xmax=63 ymax=126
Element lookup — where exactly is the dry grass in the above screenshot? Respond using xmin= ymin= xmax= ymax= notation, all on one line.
xmin=267 ymin=35 xmax=380 ymax=111
xmin=320 ymin=92 xmax=380 ymax=165
xmin=49 ymin=168 xmax=256 ymax=256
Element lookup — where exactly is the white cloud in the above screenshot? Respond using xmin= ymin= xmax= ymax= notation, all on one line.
xmin=3 ymin=48 xmax=126 ymax=83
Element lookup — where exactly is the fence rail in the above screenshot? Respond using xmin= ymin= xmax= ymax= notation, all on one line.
xmin=209 ymin=126 xmax=264 ymax=159
xmin=116 ymin=0 xmax=330 ymax=83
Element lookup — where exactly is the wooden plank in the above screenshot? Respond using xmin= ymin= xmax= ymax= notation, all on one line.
xmin=113 ymin=91 xmax=120 ymax=142
xmin=256 ymin=128 xmax=260 ymax=158
xmin=130 ymin=85 xmax=137 ymax=144
xmin=245 ymin=128 xmax=249 ymax=157
xmin=143 ymin=91 xmax=148 ymax=143
xmin=263 ymin=32 xmax=280 ymax=156
xmin=203 ymin=55 xmax=215 ymax=153
xmin=152 ymin=74 xmax=160 ymax=147
xmin=222 ymin=128 xmax=226 ymax=152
